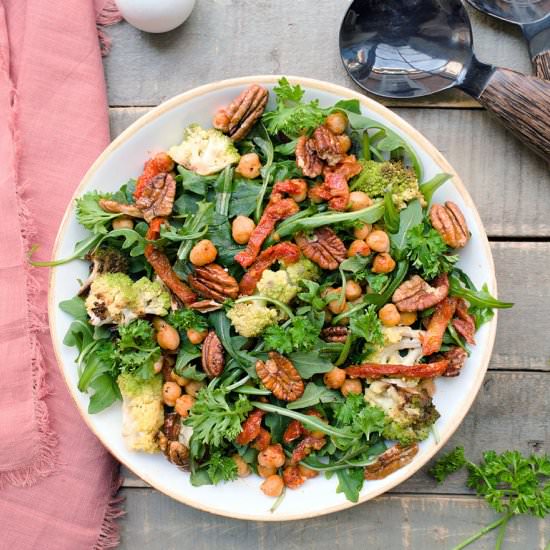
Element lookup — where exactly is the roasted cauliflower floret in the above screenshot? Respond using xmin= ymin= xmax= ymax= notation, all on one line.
xmin=367 ymin=326 xmax=425 ymax=366
xmin=133 ymin=277 xmax=171 ymax=317
xmin=365 ymin=380 xmax=439 ymax=445
xmin=118 ymin=372 xmax=164 ymax=453
xmin=226 ymin=301 xmax=278 ymax=338
xmin=168 ymin=124 xmax=240 ymax=176
xmin=284 ymin=257 xmax=320 ymax=285
xmin=351 ymin=160 xmax=425 ymax=210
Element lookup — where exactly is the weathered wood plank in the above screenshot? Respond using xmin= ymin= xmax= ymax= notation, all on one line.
xmin=109 ymin=107 xmax=550 ymax=237
xmin=118 ymin=490 xmax=549 ymax=549
xmin=103 ymin=2 xmax=532 ymax=109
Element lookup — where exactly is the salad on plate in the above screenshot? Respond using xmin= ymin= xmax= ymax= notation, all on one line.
xmin=45 ymin=78 xmax=512 ymax=505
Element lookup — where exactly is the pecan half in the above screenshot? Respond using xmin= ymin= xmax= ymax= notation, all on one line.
xmin=213 ymin=84 xmax=269 ymax=141
xmin=290 ymin=435 xmax=326 ymax=465
xmin=160 ymin=412 xmax=181 ymax=444
xmin=295 ymin=226 xmax=346 ymax=270
xmin=99 ymin=198 xmax=144 ymax=218
xmin=312 ymin=126 xmax=344 ymax=166
xmin=201 ymin=330 xmax=224 ymax=378
xmin=256 ymin=352 xmax=304 ymax=401
xmin=188 ymin=300 xmax=224 ymax=313
xmin=440 ymin=346 xmax=468 ymax=377
xmin=166 ymin=441 xmax=189 ymax=468
xmin=135 ymin=173 xmax=176 ymax=223
xmin=296 ymin=135 xmax=324 ymax=178
xmin=188 ymin=263 xmax=239 ymax=302
xmin=452 ymin=298 xmax=476 ymax=345
xmin=430 ymin=201 xmax=469 ymax=249
xmin=364 ymin=444 xmax=418 ymax=480
xmin=392 ymin=273 xmax=449 ymax=312
xmin=321 ymin=326 xmax=349 ymax=343
xmin=134 ymin=152 xmax=175 ymax=199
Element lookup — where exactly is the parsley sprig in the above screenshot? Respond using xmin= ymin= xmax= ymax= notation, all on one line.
xmin=429 ymin=447 xmax=550 ymax=550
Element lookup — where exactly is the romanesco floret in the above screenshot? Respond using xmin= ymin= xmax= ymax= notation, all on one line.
xmin=133 ymin=277 xmax=170 ymax=317
xmin=118 ymin=372 xmax=164 ymax=453
xmin=256 ymin=269 xmax=298 ymax=304
xmin=79 ymin=246 xmax=128 ymax=295
xmin=168 ymin=124 xmax=240 ymax=176
xmin=365 ymin=380 xmax=439 ymax=445
xmin=350 ymin=160 xmax=425 ymax=210
xmin=226 ymin=301 xmax=278 ymax=337
xmin=86 ymin=273 xmax=138 ymax=326
xmin=284 ymin=257 xmax=320 ymax=285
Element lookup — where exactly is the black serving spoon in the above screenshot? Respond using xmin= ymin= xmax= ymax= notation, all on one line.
xmin=340 ymin=0 xmax=550 ymax=160
xmin=465 ymin=0 xmax=550 ymax=79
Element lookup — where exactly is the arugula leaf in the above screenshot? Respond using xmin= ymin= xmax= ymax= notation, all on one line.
xmin=336 ymin=467 xmax=364 ymax=503
xmin=207 ymin=217 xmax=245 ymax=266
xmin=215 ymin=165 xmax=234 ymax=217
xmin=264 ymin=412 xmax=290 ymax=444
xmin=390 ymin=199 xmax=423 ymax=253
xmin=288 ymin=352 xmax=334 ymax=379
xmin=176 ymin=201 xmax=215 ymax=260
xmin=449 ymin=273 xmax=513 ymax=310
xmin=75 ymin=191 xmax=121 ymax=234
xmin=357 ymin=272 xmax=389 ymax=294
xmin=429 ymin=446 xmax=467 ymax=483
xmin=176 ymin=165 xmax=216 ymax=196
xmin=175 ymin=364 xmax=206 ymax=382
xmin=287 ymin=382 xmax=341 ymax=410
xmin=30 ymin=233 xmax=102 ymax=267
xmin=419 ymin=173 xmax=452 ymax=206
xmin=297 ymin=280 xmax=327 ymax=312
xmin=59 ymin=296 xmax=88 ymax=321
xmin=229 ymin=178 xmax=262 ymax=218
xmin=174 ymin=340 xmax=202 ymax=373
xmin=384 ymin=191 xmax=400 ymax=233
xmin=88 ymin=374 xmax=121 ymax=414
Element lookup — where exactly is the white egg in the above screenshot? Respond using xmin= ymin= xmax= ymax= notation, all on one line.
xmin=115 ymin=0 xmax=196 ymax=34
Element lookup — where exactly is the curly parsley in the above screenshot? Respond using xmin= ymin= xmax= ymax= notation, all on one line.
xmin=168 ymin=308 xmax=208 ymax=333
xmin=263 ymin=315 xmax=322 ymax=354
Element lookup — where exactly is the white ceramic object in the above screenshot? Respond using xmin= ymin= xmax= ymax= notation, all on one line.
xmin=49 ymin=76 xmax=497 ymax=521
xmin=115 ymin=0 xmax=195 ymax=33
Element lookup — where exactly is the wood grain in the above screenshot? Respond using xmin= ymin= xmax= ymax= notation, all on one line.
xmin=477 ymin=68 xmax=550 ymax=161
xmin=102 ymin=1 xmax=531 ymax=109
xmin=109 ymin=107 xmax=550 ymax=237
xmin=533 ymin=51 xmax=550 ymax=80
xmin=118 ymin=490 xmax=549 ymax=549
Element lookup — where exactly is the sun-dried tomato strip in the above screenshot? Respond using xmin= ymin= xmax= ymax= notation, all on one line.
xmin=290 ymin=435 xmax=326 ymax=465
xmin=421 ymin=297 xmax=457 ymax=355
xmin=235 ymin=198 xmax=299 ymax=268
xmin=452 ymin=298 xmax=476 ymax=345
xmin=345 ymin=360 xmax=449 ymax=379
xmin=239 ymin=242 xmax=300 ymax=296
xmin=235 ymin=409 xmax=265 ymax=446
xmin=134 ymin=152 xmax=174 ymax=199
xmin=308 ymin=172 xmax=349 ymax=211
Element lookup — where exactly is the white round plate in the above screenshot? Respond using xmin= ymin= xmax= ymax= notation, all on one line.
xmin=49 ymin=76 xmax=497 ymax=521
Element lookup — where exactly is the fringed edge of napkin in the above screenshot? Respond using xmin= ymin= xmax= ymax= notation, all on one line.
xmin=94 ymin=475 xmax=125 ymax=550
xmin=97 ymin=0 xmax=123 ymax=56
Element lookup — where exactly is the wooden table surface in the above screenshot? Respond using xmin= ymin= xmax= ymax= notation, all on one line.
xmin=103 ymin=2 xmax=550 ymax=548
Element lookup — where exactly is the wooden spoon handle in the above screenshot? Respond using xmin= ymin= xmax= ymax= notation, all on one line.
xmin=477 ymin=68 xmax=550 ymax=161
xmin=533 ymin=50 xmax=550 ymax=80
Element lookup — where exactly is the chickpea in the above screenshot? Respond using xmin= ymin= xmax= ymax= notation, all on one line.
xmin=337 ymin=134 xmax=352 ymax=154
xmin=257 ymin=464 xmax=277 ymax=478
xmin=341 ymin=379 xmax=362 ymax=397
xmin=169 ymin=370 xmax=189 ymax=387
xmin=324 ymin=367 xmax=346 ymax=389
xmin=289 ymin=179 xmax=308 ymax=203
xmin=235 ymin=152 xmax=262 ymax=179
xmin=162 ymin=381 xmax=182 ymax=407
xmin=258 ymin=444 xmax=286 ymax=469
xmin=298 ymin=464 xmax=319 ymax=479
xmin=185 ymin=380 xmax=206 ymax=397
xmin=155 ymin=319 xmax=180 ymax=351
xmin=189 ymin=239 xmax=217 ymax=266
xmin=323 ymin=288 xmax=347 ymax=315
xmin=232 ymin=454 xmax=251 ymax=478
xmin=261 ymin=475 xmax=284 ymax=497
xmin=372 ymin=252 xmax=396 ymax=274
xmin=231 ymin=215 xmax=256 ymax=245
xmin=348 ymin=191 xmax=373 ymax=212
xmin=354 ymin=223 xmax=372 ymax=240
xmin=366 ymin=230 xmax=390 ymax=253
xmin=378 ymin=304 xmax=401 ymax=327
xmin=325 ymin=111 xmax=348 ymax=135
xmin=112 ymin=215 xmax=134 ymax=230
xmin=345 ymin=280 xmax=363 ymax=301
xmin=400 ymin=311 xmax=418 ymax=326
xmin=187 ymin=328 xmax=208 ymax=345
xmin=348 ymin=240 xmax=371 ymax=257
xmin=174 ymin=394 xmax=195 ymax=417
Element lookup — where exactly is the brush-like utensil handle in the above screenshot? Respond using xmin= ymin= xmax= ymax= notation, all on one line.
xmin=533 ymin=50 xmax=550 ymax=80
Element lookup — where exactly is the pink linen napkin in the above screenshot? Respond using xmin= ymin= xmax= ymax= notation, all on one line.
xmin=0 ymin=0 xmax=123 ymax=547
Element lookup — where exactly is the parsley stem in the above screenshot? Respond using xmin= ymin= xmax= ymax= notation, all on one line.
xmin=235 ymin=296 xmax=294 ymax=320
xmin=270 ymin=485 xmax=286 ymax=513
xmin=29 ymin=233 xmax=102 ymax=267
xmin=451 ymin=514 xmax=510 ymax=550
xmin=494 ymin=513 xmax=512 ymax=550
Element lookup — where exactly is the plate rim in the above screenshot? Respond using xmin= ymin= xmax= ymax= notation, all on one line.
xmin=48 ymin=75 xmax=497 ymax=521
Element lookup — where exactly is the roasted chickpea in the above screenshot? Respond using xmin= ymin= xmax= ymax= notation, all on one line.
xmin=289 ymin=179 xmax=308 ymax=203
xmin=298 ymin=464 xmax=319 ymax=479
xmin=341 ymin=379 xmax=362 ymax=397
xmin=379 ymin=304 xmax=401 ymax=327
xmin=112 ymin=215 xmax=134 ymax=230
xmin=169 ymin=370 xmax=189 ymax=387
xmin=400 ymin=311 xmax=418 ymax=326
xmin=186 ymin=328 xmax=208 ymax=345
xmin=257 ymin=464 xmax=277 ymax=478
xmin=324 ymin=288 xmax=347 ymax=315
xmin=348 ymin=191 xmax=373 ymax=212
xmin=189 ymin=239 xmax=217 ymax=266
xmin=162 ymin=381 xmax=182 ymax=407
xmin=261 ymin=475 xmax=284 ymax=497
xmin=174 ymin=394 xmax=195 ymax=417
xmin=337 ymin=134 xmax=352 ymax=154
xmin=354 ymin=223 xmax=372 ymax=240
xmin=232 ymin=454 xmax=251 ymax=478
xmin=325 ymin=111 xmax=348 ymax=135
xmin=345 ymin=280 xmax=363 ymax=301
xmin=155 ymin=319 xmax=180 ymax=351
xmin=235 ymin=152 xmax=262 ymax=179
xmin=324 ymin=367 xmax=346 ymax=389
xmin=366 ymin=230 xmax=390 ymax=253
xmin=185 ymin=380 xmax=206 ymax=397
xmin=348 ymin=240 xmax=371 ymax=257
xmin=231 ymin=215 xmax=256 ymax=245
xmin=372 ymin=252 xmax=396 ymax=274
xmin=258 ymin=444 xmax=286 ymax=469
